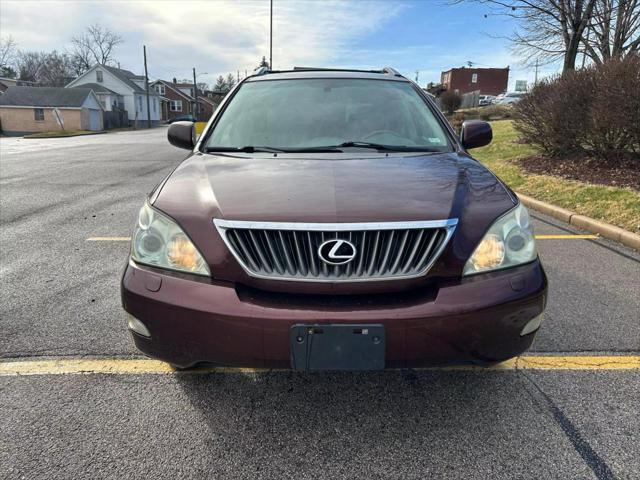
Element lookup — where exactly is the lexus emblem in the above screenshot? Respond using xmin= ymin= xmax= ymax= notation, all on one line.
xmin=318 ymin=239 xmax=357 ymax=265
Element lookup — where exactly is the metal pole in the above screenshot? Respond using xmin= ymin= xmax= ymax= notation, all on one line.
xmin=534 ymin=59 xmax=538 ymax=85
xmin=143 ymin=45 xmax=151 ymax=128
xmin=269 ymin=0 xmax=273 ymax=69
xmin=192 ymin=67 xmax=198 ymax=122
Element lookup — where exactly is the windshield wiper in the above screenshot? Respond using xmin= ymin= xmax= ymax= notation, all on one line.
xmin=205 ymin=146 xmax=286 ymax=153
xmin=336 ymin=141 xmax=438 ymax=152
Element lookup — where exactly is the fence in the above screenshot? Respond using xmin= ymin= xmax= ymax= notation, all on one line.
xmin=103 ymin=108 xmax=128 ymax=129
xmin=460 ymin=90 xmax=480 ymax=109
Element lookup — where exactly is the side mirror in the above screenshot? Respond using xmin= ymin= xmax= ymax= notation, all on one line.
xmin=460 ymin=120 xmax=492 ymax=149
xmin=167 ymin=121 xmax=195 ymax=150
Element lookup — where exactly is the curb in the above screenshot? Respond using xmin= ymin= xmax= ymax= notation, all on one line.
xmin=517 ymin=193 xmax=640 ymax=251
xmin=23 ymin=131 xmax=108 ymax=139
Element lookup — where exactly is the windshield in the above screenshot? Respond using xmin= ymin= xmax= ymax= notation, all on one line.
xmin=205 ymin=78 xmax=452 ymax=152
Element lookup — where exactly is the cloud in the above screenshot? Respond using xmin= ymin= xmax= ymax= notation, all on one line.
xmin=1 ymin=0 xmax=406 ymax=86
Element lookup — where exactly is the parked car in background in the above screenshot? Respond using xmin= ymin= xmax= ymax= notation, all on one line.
xmin=167 ymin=114 xmax=195 ymax=124
xmin=122 ymin=67 xmax=547 ymax=371
xmin=496 ymin=92 xmax=525 ymax=105
xmin=478 ymin=95 xmax=496 ymax=106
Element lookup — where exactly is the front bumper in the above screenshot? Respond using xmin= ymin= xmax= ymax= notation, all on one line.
xmin=121 ymin=260 xmax=547 ymax=368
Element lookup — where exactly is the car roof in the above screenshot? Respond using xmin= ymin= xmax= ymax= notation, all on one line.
xmin=245 ymin=67 xmax=410 ymax=83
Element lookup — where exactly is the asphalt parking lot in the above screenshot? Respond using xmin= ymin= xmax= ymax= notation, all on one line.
xmin=1 ymin=127 xmax=639 ymax=480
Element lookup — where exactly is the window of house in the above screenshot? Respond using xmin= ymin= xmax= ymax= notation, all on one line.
xmin=471 ymin=73 xmax=478 ymax=83
xmin=138 ymin=96 xmax=143 ymax=111
xmin=34 ymin=108 xmax=45 ymax=121
xmin=170 ymin=100 xmax=182 ymax=111
xmin=96 ymin=70 xmax=103 ymax=83
xmin=153 ymin=98 xmax=157 ymax=112
xmin=155 ymin=84 xmax=165 ymax=95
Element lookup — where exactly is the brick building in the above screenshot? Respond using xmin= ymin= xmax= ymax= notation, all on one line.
xmin=150 ymin=79 xmax=225 ymax=122
xmin=440 ymin=67 xmax=509 ymax=96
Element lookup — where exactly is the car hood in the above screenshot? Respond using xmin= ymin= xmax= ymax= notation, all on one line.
xmin=153 ymin=151 xmax=516 ymax=289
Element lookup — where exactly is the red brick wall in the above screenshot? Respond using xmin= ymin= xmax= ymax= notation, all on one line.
xmin=154 ymin=82 xmax=192 ymax=121
xmin=441 ymin=68 xmax=509 ymax=96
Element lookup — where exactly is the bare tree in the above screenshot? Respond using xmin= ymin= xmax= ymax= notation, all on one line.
xmin=461 ymin=1 xmax=598 ymax=73
xmin=38 ymin=51 xmax=74 ymax=86
xmin=70 ymin=24 xmax=123 ymax=73
xmin=0 ymin=35 xmax=18 ymax=76
xmin=583 ymin=0 xmax=640 ymax=63
xmin=16 ymin=51 xmax=46 ymax=83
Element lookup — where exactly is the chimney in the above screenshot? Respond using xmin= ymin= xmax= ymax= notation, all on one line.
xmin=173 ymin=77 xmax=177 ymax=84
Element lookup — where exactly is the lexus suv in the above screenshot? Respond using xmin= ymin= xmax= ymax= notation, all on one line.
xmin=121 ymin=67 xmax=547 ymax=370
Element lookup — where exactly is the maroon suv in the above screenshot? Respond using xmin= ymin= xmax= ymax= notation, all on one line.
xmin=121 ymin=67 xmax=547 ymax=370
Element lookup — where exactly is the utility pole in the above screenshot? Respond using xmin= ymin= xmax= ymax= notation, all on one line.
xmin=143 ymin=45 xmax=151 ymax=128
xmin=269 ymin=0 xmax=273 ymax=69
xmin=534 ymin=58 xmax=539 ymax=86
xmin=192 ymin=67 xmax=198 ymax=122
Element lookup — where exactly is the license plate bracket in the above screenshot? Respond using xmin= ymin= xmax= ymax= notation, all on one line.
xmin=290 ymin=324 xmax=385 ymax=371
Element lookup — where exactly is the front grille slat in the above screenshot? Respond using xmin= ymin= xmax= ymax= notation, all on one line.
xmin=402 ymin=229 xmax=424 ymax=273
xmin=416 ymin=231 xmax=440 ymax=270
xmin=215 ymin=219 xmax=456 ymax=282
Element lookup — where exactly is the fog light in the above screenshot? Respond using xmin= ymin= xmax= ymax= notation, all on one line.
xmin=520 ymin=314 xmax=543 ymax=336
xmin=127 ymin=315 xmax=151 ymax=338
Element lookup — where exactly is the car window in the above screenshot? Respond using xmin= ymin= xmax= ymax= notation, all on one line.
xmin=205 ymin=78 xmax=452 ymax=152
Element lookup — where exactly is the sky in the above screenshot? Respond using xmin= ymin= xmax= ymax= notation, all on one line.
xmin=1 ymin=0 xmax=561 ymax=90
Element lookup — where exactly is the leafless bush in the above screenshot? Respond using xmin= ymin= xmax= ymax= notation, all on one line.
xmin=440 ymin=90 xmax=462 ymax=114
xmin=514 ymin=56 xmax=639 ymax=159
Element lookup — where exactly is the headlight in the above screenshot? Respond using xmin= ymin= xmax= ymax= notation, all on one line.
xmin=131 ymin=202 xmax=210 ymax=276
xmin=463 ymin=203 xmax=536 ymax=275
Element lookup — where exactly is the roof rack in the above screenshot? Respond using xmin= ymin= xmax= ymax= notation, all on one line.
xmin=253 ymin=66 xmax=271 ymax=76
xmin=382 ymin=66 xmax=402 ymax=76
xmin=292 ymin=66 xmax=404 ymax=77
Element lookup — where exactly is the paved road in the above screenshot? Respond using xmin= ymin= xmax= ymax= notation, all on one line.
xmin=1 ymin=128 xmax=639 ymax=479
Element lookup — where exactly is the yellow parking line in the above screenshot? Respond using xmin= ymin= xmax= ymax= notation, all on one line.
xmin=86 ymin=237 xmax=131 ymax=241
xmin=535 ymin=234 xmax=598 ymax=239
xmin=1 ymin=356 xmax=638 ymax=376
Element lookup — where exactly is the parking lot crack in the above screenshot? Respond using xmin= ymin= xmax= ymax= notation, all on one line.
xmin=517 ymin=370 xmax=615 ymax=480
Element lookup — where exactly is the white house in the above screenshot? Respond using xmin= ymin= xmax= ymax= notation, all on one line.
xmin=66 ymin=64 xmax=160 ymax=124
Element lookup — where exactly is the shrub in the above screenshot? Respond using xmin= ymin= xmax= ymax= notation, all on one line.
xmin=479 ymin=104 xmax=513 ymax=121
xmin=514 ymin=56 xmax=640 ymax=159
xmin=440 ymin=90 xmax=462 ymax=114
xmin=447 ymin=112 xmax=466 ymax=134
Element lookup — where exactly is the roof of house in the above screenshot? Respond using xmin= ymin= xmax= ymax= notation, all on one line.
xmin=150 ymin=79 xmax=194 ymax=101
xmin=0 ymin=86 xmax=98 ymax=108
xmin=70 ymin=83 xmax=119 ymax=95
xmin=199 ymin=96 xmax=220 ymax=106
xmin=101 ymin=65 xmax=146 ymax=93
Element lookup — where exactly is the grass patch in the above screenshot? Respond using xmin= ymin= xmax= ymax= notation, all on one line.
xmin=24 ymin=130 xmax=102 ymax=139
xmin=473 ymin=120 xmax=640 ymax=234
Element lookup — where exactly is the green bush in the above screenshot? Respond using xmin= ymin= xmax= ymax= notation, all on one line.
xmin=513 ymin=56 xmax=640 ymax=159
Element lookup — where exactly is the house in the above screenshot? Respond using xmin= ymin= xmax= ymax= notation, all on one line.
xmin=70 ymin=83 xmax=124 ymax=111
xmin=150 ymin=79 xmax=224 ymax=122
xmin=151 ymin=79 xmax=195 ymax=122
xmin=440 ymin=67 xmax=509 ymax=96
xmin=0 ymin=77 xmax=36 ymax=93
xmin=0 ymin=86 xmax=103 ymax=135
xmin=66 ymin=64 xmax=160 ymax=125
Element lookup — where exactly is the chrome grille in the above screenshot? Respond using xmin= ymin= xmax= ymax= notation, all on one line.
xmin=214 ymin=219 xmax=457 ymax=282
